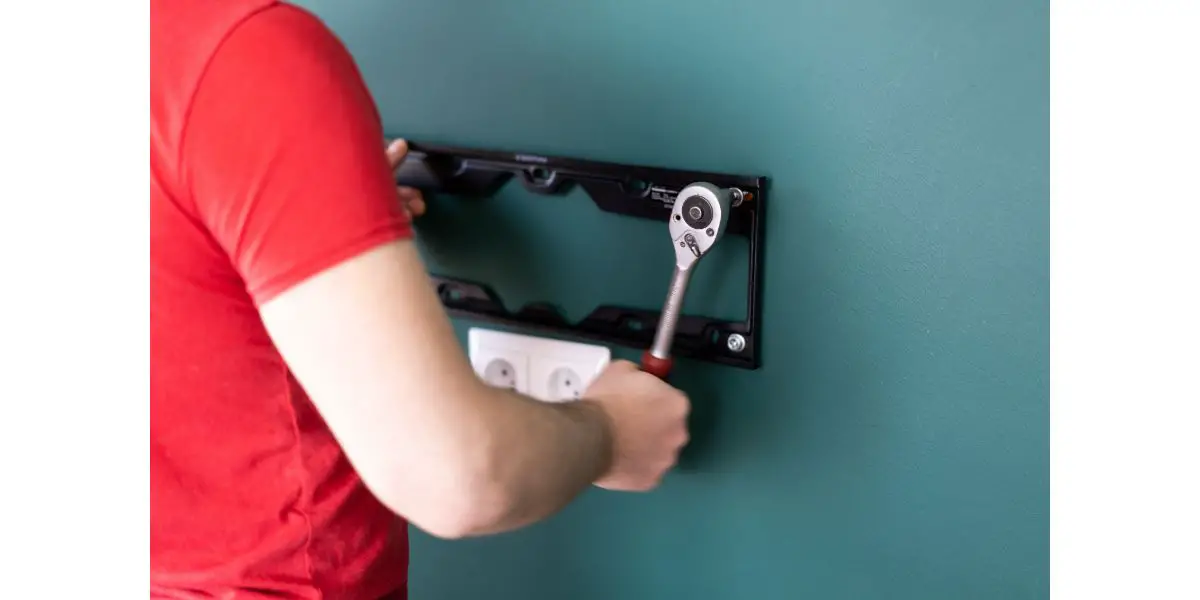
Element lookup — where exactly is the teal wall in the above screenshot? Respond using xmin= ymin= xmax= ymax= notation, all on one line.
xmin=296 ymin=1 xmax=1049 ymax=598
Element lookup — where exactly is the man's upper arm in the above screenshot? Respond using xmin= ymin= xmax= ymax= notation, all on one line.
xmin=180 ymin=5 xmax=489 ymax=518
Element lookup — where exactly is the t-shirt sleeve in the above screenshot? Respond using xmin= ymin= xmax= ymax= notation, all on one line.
xmin=180 ymin=3 xmax=412 ymax=305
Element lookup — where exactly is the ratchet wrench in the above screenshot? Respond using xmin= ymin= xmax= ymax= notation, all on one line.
xmin=640 ymin=182 xmax=738 ymax=379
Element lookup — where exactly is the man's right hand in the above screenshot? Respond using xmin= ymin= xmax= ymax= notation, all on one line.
xmin=582 ymin=360 xmax=691 ymax=491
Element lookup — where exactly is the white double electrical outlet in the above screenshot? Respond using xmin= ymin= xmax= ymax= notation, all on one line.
xmin=467 ymin=328 xmax=611 ymax=402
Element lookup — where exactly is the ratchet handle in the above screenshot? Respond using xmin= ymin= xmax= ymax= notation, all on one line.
xmin=640 ymin=351 xmax=674 ymax=380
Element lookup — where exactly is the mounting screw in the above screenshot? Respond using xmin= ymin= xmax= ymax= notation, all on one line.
xmin=726 ymin=333 xmax=746 ymax=353
xmin=680 ymin=241 xmax=686 ymax=247
xmin=706 ymin=228 xmax=714 ymax=236
xmin=730 ymin=188 xmax=746 ymax=207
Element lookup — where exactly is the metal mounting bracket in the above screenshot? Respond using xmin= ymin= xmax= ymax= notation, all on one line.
xmin=394 ymin=142 xmax=767 ymax=370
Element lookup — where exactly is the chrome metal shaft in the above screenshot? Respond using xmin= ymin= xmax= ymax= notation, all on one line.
xmin=649 ymin=265 xmax=692 ymax=359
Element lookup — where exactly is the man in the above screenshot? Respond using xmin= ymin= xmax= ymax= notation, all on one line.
xmin=151 ymin=1 xmax=690 ymax=599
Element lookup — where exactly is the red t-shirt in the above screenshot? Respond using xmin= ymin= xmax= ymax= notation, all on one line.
xmin=151 ymin=2 xmax=412 ymax=598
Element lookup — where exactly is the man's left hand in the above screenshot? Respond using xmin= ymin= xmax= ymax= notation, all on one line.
xmin=386 ymin=138 xmax=426 ymax=218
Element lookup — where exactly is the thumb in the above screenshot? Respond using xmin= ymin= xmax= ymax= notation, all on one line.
xmin=607 ymin=359 xmax=641 ymax=373
xmin=386 ymin=138 xmax=408 ymax=170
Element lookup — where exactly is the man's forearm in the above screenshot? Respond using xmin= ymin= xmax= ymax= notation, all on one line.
xmin=258 ymin=239 xmax=617 ymax=538
xmin=460 ymin=387 xmax=614 ymax=536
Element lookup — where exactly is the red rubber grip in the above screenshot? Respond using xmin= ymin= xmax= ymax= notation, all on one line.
xmin=640 ymin=351 xmax=673 ymax=379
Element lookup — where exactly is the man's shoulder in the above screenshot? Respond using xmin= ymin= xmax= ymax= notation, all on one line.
xmin=151 ymin=0 xmax=279 ymax=71
xmin=151 ymin=0 xmax=277 ymax=149
xmin=150 ymin=1 xmax=350 ymax=130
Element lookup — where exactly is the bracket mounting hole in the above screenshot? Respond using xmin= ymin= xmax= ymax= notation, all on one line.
xmin=439 ymin=285 xmax=464 ymax=302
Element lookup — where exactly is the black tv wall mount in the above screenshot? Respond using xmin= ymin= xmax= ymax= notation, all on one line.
xmin=394 ymin=142 xmax=767 ymax=370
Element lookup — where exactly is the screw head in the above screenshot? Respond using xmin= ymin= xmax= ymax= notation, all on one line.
xmin=706 ymin=228 xmax=714 ymax=236
xmin=726 ymin=333 xmax=746 ymax=352
xmin=731 ymin=188 xmax=746 ymax=206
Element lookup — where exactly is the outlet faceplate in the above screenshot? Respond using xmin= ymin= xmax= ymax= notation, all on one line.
xmin=468 ymin=328 xmax=611 ymax=402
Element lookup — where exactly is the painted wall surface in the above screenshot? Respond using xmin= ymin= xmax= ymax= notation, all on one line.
xmin=294 ymin=1 xmax=1049 ymax=598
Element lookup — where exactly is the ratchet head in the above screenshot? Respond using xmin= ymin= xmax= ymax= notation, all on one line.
xmin=669 ymin=182 xmax=734 ymax=271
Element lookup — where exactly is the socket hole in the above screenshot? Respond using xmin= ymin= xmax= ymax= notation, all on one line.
xmin=530 ymin=167 xmax=550 ymax=181
xmin=548 ymin=366 xmax=584 ymax=401
xmin=483 ymin=358 xmax=518 ymax=390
